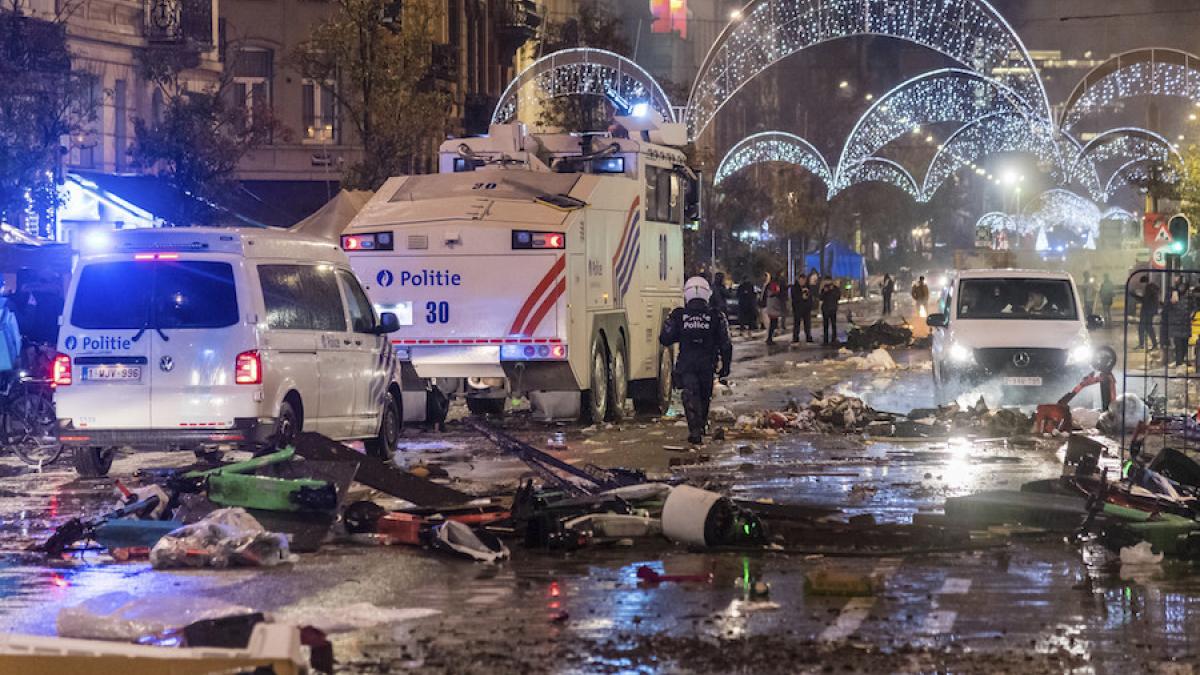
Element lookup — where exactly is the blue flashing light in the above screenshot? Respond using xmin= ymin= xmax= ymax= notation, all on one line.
xmin=81 ymin=229 xmax=112 ymax=252
xmin=631 ymin=101 xmax=650 ymax=118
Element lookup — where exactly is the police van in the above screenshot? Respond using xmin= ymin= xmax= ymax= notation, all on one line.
xmin=54 ymin=227 xmax=403 ymax=476
xmin=340 ymin=121 xmax=694 ymax=421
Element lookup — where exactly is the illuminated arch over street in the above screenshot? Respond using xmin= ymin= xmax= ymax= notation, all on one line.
xmin=685 ymin=0 xmax=1050 ymax=140
xmin=1071 ymin=127 xmax=1180 ymax=200
xmin=1060 ymin=48 xmax=1200 ymax=132
xmin=491 ymin=48 xmax=676 ymax=127
xmin=921 ymin=113 xmax=1054 ymax=201
xmin=832 ymin=69 xmax=1036 ymax=196
xmin=836 ymin=157 xmax=921 ymax=201
xmin=713 ymin=131 xmax=833 ymax=190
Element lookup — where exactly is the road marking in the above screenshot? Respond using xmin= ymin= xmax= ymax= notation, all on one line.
xmin=936 ymin=577 xmax=971 ymax=595
xmin=919 ymin=610 xmax=958 ymax=635
xmin=817 ymin=559 xmax=901 ymax=643
xmin=819 ymin=597 xmax=875 ymax=642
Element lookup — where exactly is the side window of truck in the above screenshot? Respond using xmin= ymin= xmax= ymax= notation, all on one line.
xmin=258 ymin=264 xmax=348 ymax=332
xmin=645 ymin=166 xmax=659 ymax=221
xmin=338 ymin=270 xmax=377 ymax=333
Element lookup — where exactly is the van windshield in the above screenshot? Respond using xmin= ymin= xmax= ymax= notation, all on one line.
xmin=956 ymin=278 xmax=1077 ymax=321
xmin=71 ymin=261 xmax=238 ymax=330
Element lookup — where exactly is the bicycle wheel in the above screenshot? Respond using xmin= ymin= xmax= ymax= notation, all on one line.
xmin=8 ymin=390 xmax=62 ymax=466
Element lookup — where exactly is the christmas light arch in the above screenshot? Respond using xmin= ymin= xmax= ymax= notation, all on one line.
xmin=1060 ymin=48 xmax=1200 ymax=132
xmin=686 ymin=0 xmax=1050 ymax=140
xmin=921 ymin=112 xmax=1055 ymax=201
xmin=832 ymin=69 xmax=1037 ymax=197
xmin=976 ymin=211 xmax=1016 ymax=232
xmin=490 ymin=48 xmax=677 ymax=127
xmin=713 ymin=131 xmax=834 ymax=189
xmin=1071 ymin=127 xmax=1180 ymax=200
xmin=836 ymin=157 xmax=922 ymax=200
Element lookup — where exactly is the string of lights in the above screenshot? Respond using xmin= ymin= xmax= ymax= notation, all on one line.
xmin=713 ymin=131 xmax=834 ymax=190
xmin=490 ymin=48 xmax=676 ymax=127
xmin=686 ymin=0 xmax=1051 ymax=140
xmin=1060 ymin=49 xmax=1200 ymax=132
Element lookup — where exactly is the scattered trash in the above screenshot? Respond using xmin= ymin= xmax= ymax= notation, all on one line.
xmin=661 ymin=485 xmax=766 ymax=548
xmin=430 ymin=520 xmax=510 ymax=563
xmin=844 ymin=321 xmax=913 ymax=351
xmin=57 ymin=592 xmax=256 ymax=641
xmin=804 ymin=567 xmax=880 ymax=596
xmin=149 ymin=508 xmax=295 ymax=569
xmin=1120 ymin=541 xmax=1164 ymax=565
xmin=636 ymin=565 xmax=712 ymax=584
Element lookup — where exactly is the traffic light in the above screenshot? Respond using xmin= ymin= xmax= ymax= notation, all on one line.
xmin=1169 ymin=214 xmax=1191 ymax=254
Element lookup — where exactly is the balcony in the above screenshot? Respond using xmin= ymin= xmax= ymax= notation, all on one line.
xmin=496 ymin=0 xmax=541 ymax=49
xmin=144 ymin=0 xmax=215 ymax=45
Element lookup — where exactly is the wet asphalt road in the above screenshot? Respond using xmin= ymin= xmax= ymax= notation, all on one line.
xmin=0 ymin=315 xmax=1198 ymax=672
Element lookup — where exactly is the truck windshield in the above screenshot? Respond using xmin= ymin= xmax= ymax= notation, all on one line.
xmin=956 ymin=278 xmax=1077 ymax=321
xmin=71 ymin=261 xmax=238 ymax=330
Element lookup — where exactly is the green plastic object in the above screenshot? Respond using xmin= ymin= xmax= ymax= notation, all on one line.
xmin=183 ymin=447 xmax=295 ymax=481
xmin=207 ymin=471 xmax=334 ymax=512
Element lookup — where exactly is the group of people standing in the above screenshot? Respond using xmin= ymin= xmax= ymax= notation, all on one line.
xmin=1129 ymin=273 xmax=1198 ymax=367
xmin=724 ymin=271 xmax=845 ymax=346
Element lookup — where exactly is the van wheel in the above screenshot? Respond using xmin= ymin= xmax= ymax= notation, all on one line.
xmin=365 ymin=392 xmax=401 ymax=460
xmin=271 ymin=400 xmax=300 ymax=451
xmin=582 ymin=338 xmax=610 ymax=424
xmin=632 ymin=344 xmax=673 ymax=414
xmin=607 ymin=338 xmax=628 ymax=422
xmin=466 ymin=396 xmax=505 ymax=416
xmin=73 ymin=446 xmax=114 ymax=478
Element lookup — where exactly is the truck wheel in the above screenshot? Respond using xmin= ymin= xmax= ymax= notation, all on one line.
xmin=466 ymin=396 xmax=505 ymax=415
xmin=365 ymin=391 xmax=401 ymax=460
xmin=607 ymin=338 xmax=628 ymax=422
xmin=73 ymin=446 xmax=114 ymax=478
xmin=632 ymin=344 xmax=673 ymax=414
xmin=583 ymin=338 xmax=610 ymax=423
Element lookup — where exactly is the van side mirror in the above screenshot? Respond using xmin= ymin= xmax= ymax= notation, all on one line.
xmin=926 ymin=313 xmax=947 ymax=328
xmin=374 ymin=312 xmax=401 ymax=334
xmin=1087 ymin=314 xmax=1105 ymax=330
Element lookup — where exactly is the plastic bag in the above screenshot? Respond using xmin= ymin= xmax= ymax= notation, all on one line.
xmin=57 ymin=591 xmax=255 ymax=640
xmin=150 ymin=507 xmax=296 ymax=569
xmin=430 ymin=520 xmax=509 ymax=563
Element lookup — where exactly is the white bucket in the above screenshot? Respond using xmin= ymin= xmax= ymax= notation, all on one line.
xmin=661 ymin=485 xmax=724 ymax=547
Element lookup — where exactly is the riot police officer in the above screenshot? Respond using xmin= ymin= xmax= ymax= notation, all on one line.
xmin=660 ymin=277 xmax=733 ymax=445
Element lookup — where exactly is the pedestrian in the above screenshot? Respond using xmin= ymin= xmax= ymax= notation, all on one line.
xmin=736 ymin=278 xmax=757 ymax=336
xmin=911 ymin=276 xmax=930 ymax=316
xmin=765 ymin=274 xmax=785 ymax=345
xmin=1099 ymin=273 xmax=1115 ymax=325
xmin=819 ymin=275 xmax=842 ymax=345
xmin=711 ymin=272 xmax=731 ymax=317
xmin=881 ymin=273 xmax=895 ymax=316
xmin=659 ymin=276 xmax=732 ymax=446
xmin=1081 ymin=272 xmax=1096 ymax=317
xmin=790 ymin=271 xmax=814 ymax=343
xmin=1166 ymin=289 xmax=1192 ymax=367
xmin=1135 ymin=275 xmax=1160 ymax=350
xmin=758 ymin=272 xmax=772 ymax=332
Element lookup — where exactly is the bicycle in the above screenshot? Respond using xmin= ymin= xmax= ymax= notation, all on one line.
xmin=1 ymin=341 xmax=63 ymax=466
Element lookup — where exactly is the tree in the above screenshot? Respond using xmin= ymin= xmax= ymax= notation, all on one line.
xmin=536 ymin=0 xmax=630 ymax=132
xmin=0 ymin=1 xmax=95 ymax=236
xmin=131 ymin=44 xmax=283 ymax=224
xmin=293 ymin=0 xmax=449 ymax=189
xmin=1175 ymin=150 xmax=1200 ymax=226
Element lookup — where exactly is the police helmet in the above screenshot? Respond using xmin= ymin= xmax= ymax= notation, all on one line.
xmin=684 ymin=276 xmax=712 ymax=303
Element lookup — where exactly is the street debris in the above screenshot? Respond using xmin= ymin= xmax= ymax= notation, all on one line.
xmin=844 ymin=321 xmax=913 ymax=351
xmin=804 ymin=567 xmax=881 ymax=596
xmin=149 ymin=508 xmax=295 ymax=569
xmin=430 ymin=520 xmax=510 ymax=563
xmin=57 ymin=592 xmax=257 ymax=642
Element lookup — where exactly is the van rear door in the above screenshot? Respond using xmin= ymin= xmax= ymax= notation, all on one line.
xmin=58 ymin=260 xmax=155 ymax=429
xmin=146 ymin=259 xmax=245 ymax=429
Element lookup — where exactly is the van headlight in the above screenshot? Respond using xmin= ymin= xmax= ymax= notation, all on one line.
xmin=948 ymin=343 xmax=975 ymax=364
xmin=1066 ymin=343 xmax=1093 ymax=366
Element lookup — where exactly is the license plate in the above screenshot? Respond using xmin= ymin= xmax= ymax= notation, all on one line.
xmin=82 ymin=365 xmax=142 ymax=382
xmin=1003 ymin=376 xmax=1042 ymax=386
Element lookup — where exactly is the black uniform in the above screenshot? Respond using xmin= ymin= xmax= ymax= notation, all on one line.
xmin=790 ymin=281 xmax=813 ymax=342
xmin=660 ymin=298 xmax=733 ymax=444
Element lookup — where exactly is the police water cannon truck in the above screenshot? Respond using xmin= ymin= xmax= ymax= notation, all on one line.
xmin=340 ymin=112 xmax=695 ymax=422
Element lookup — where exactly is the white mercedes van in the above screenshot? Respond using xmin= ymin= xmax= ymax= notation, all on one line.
xmin=927 ymin=269 xmax=1103 ymax=405
xmin=55 ymin=227 xmax=403 ymax=476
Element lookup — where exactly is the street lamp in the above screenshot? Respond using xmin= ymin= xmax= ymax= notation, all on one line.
xmin=729 ymin=8 xmax=743 ymax=20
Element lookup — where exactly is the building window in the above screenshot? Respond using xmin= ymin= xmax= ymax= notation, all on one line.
xmin=302 ymin=79 xmax=338 ymax=143
xmin=230 ymin=47 xmax=272 ymax=128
